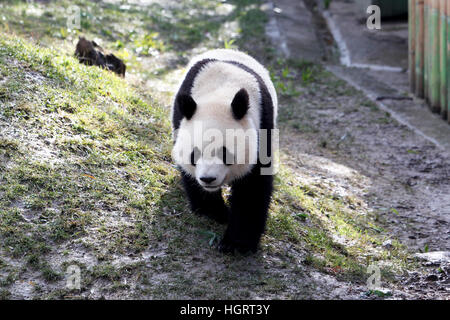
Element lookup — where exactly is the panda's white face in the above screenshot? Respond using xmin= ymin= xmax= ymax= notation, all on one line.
xmin=172 ymin=50 xmax=279 ymax=192
xmin=172 ymin=116 xmax=258 ymax=192
xmin=172 ymin=62 xmax=264 ymax=192
xmin=191 ymin=146 xmax=232 ymax=192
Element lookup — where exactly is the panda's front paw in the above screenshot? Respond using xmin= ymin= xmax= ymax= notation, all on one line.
xmin=218 ymin=236 xmax=257 ymax=255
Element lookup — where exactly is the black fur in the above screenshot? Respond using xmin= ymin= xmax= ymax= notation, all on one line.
xmin=176 ymin=94 xmax=197 ymax=120
xmin=190 ymin=147 xmax=201 ymax=166
xmin=181 ymin=171 xmax=229 ymax=224
xmin=218 ymin=167 xmax=273 ymax=253
xmin=173 ymin=59 xmax=214 ymax=130
xmin=224 ymin=60 xmax=274 ymax=130
xmin=105 ymin=53 xmax=126 ymax=77
xmin=231 ymin=88 xmax=249 ymax=120
xmin=174 ymin=57 xmax=275 ymax=254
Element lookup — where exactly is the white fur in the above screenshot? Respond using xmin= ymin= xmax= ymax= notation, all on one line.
xmin=172 ymin=49 xmax=277 ymax=191
xmin=186 ymin=49 xmax=278 ymax=117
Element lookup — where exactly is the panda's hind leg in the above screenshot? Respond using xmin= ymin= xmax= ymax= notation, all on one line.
xmin=181 ymin=171 xmax=229 ymax=224
xmin=219 ymin=169 xmax=273 ymax=254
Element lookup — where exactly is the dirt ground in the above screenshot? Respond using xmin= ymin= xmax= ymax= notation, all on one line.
xmin=269 ymin=0 xmax=449 ymax=298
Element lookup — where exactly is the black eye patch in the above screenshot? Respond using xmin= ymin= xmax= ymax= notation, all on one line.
xmin=218 ymin=147 xmax=234 ymax=166
xmin=190 ymin=147 xmax=201 ymax=166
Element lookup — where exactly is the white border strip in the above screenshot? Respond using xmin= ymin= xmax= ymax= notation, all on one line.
xmin=323 ymin=10 xmax=351 ymax=66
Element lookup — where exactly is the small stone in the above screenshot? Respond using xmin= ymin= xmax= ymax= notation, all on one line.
xmin=273 ymin=7 xmax=282 ymax=14
xmin=404 ymin=272 xmax=420 ymax=284
xmin=414 ymin=251 xmax=450 ymax=264
xmin=371 ymin=288 xmax=392 ymax=297
xmin=425 ymin=274 xmax=439 ymax=282
xmin=382 ymin=239 xmax=393 ymax=249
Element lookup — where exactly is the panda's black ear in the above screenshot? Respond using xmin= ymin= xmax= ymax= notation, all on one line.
xmin=231 ymin=88 xmax=249 ymax=120
xmin=176 ymin=94 xmax=197 ymax=120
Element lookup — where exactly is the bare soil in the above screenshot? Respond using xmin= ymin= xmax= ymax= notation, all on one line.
xmin=270 ymin=0 xmax=450 ymax=299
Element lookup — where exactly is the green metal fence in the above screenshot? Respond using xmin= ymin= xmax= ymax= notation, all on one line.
xmin=409 ymin=0 xmax=449 ymax=122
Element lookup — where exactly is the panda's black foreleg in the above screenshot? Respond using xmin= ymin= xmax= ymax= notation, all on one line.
xmin=181 ymin=171 xmax=229 ymax=224
xmin=219 ymin=169 xmax=273 ymax=254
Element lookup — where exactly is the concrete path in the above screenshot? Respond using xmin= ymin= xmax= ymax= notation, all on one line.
xmin=265 ymin=0 xmax=324 ymax=62
xmin=268 ymin=0 xmax=450 ymax=153
xmin=324 ymin=0 xmax=450 ymax=153
xmin=324 ymin=0 xmax=408 ymax=71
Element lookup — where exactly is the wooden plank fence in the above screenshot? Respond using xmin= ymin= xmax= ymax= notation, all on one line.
xmin=410 ymin=0 xmax=449 ymax=121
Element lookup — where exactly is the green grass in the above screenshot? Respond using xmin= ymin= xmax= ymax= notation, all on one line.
xmin=0 ymin=33 xmax=175 ymax=283
xmin=0 ymin=0 xmax=414 ymax=299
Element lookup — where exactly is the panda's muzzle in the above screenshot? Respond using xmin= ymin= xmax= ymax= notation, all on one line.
xmin=199 ymin=176 xmax=222 ymax=191
xmin=200 ymin=176 xmax=216 ymax=184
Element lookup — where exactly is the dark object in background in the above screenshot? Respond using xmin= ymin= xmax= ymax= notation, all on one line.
xmin=105 ymin=53 xmax=126 ymax=77
xmin=74 ymin=37 xmax=104 ymax=66
xmin=357 ymin=0 xmax=408 ymax=19
xmin=74 ymin=37 xmax=126 ymax=77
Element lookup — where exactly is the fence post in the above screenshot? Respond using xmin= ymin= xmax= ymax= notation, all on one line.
xmin=440 ymin=0 xmax=447 ymax=118
xmin=409 ymin=0 xmax=416 ymax=93
xmin=429 ymin=0 xmax=441 ymax=112
xmin=447 ymin=0 xmax=450 ymax=122
xmin=424 ymin=0 xmax=429 ymax=101
xmin=415 ymin=0 xmax=425 ymax=97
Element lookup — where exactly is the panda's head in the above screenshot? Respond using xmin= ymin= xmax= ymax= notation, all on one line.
xmin=172 ymin=89 xmax=258 ymax=192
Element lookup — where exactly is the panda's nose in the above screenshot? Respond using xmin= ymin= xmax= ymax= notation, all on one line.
xmin=200 ymin=176 xmax=216 ymax=184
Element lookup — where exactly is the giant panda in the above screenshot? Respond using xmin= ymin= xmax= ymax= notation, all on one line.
xmin=171 ymin=49 xmax=277 ymax=254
